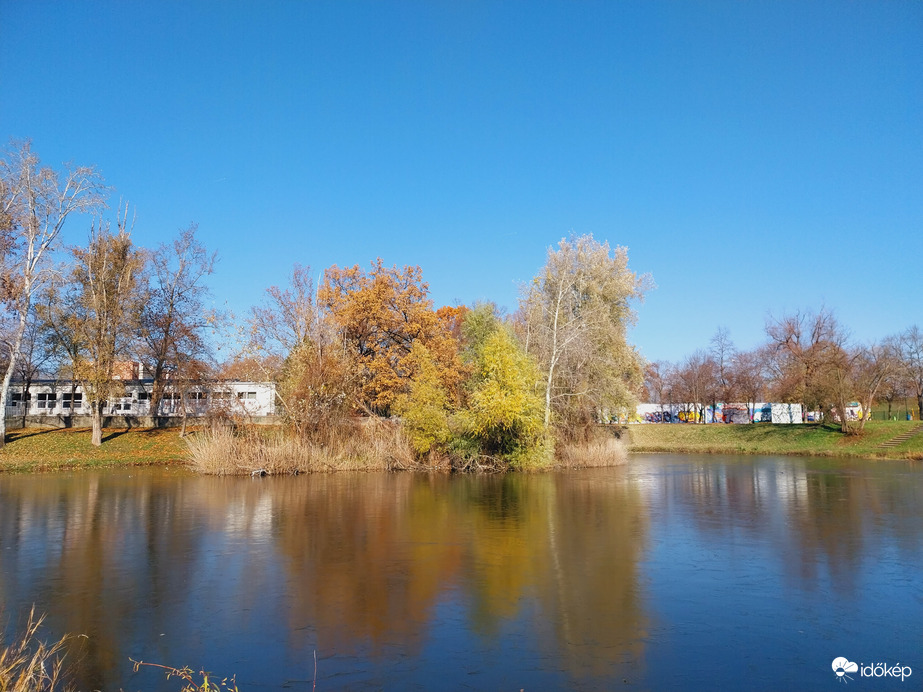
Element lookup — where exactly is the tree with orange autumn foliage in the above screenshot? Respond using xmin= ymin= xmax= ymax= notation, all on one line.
xmin=435 ymin=304 xmax=467 ymax=344
xmin=318 ymin=259 xmax=463 ymax=415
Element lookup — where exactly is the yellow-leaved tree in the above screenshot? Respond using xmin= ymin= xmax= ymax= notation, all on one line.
xmin=463 ymin=326 xmax=548 ymax=469
xmin=393 ymin=342 xmax=451 ymax=456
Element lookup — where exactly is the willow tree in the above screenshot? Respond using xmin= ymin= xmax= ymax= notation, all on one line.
xmin=392 ymin=341 xmax=451 ymax=456
xmin=0 ymin=141 xmax=105 ymax=446
xmin=521 ymin=234 xmax=648 ymax=433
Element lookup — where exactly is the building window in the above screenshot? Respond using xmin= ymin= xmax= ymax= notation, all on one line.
xmin=237 ymin=391 xmax=257 ymax=400
xmin=62 ymin=393 xmax=83 ymax=410
xmin=137 ymin=392 xmax=151 ymax=401
xmin=112 ymin=398 xmax=132 ymax=412
xmin=36 ymin=393 xmax=56 ymax=409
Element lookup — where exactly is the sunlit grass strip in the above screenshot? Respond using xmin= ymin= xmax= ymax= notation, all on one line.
xmin=0 ymin=608 xmax=71 ymax=692
xmin=0 ymin=427 xmax=192 ymax=472
xmin=626 ymin=420 xmax=923 ymax=460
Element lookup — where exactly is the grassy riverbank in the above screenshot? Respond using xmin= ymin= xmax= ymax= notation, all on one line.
xmin=0 ymin=422 xmax=629 ymax=474
xmin=2 ymin=420 xmax=920 ymax=473
xmin=626 ymin=420 xmax=923 ymax=460
xmin=0 ymin=427 xmax=192 ymax=472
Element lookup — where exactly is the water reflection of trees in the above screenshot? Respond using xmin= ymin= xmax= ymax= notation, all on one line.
xmin=0 ymin=470 xmax=209 ymax=690
xmin=663 ymin=457 xmax=923 ymax=593
xmin=0 ymin=468 xmax=650 ymax=687
xmin=521 ymin=473 xmax=648 ymax=677
xmin=270 ymin=471 xmax=649 ymax=680
xmin=270 ymin=473 xmax=464 ymax=655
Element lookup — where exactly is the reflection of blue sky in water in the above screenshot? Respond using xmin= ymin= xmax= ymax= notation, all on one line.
xmin=0 ymin=458 xmax=920 ymax=691
xmin=632 ymin=455 xmax=922 ymax=691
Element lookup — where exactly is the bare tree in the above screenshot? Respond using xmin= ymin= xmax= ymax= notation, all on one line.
xmin=247 ymin=263 xmax=316 ymax=371
xmin=879 ymin=336 xmax=910 ymax=420
xmin=0 ymin=308 xmax=53 ymax=427
xmin=731 ymin=348 xmax=767 ymax=421
xmin=244 ymin=264 xmax=323 ymax=423
xmin=826 ymin=337 xmax=857 ymax=434
xmin=35 ymin=268 xmax=87 ymax=417
xmin=852 ymin=340 xmax=899 ymax=432
xmin=673 ymin=350 xmax=716 ymax=423
xmin=0 ymin=141 xmax=105 ymax=446
xmin=643 ymin=360 xmax=673 ymax=419
xmin=709 ymin=327 xmax=736 ymax=419
xmin=172 ymin=354 xmax=213 ymax=437
xmin=13 ymin=314 xmax=52 ymax=426
xmin=216 ymin=353 xmax=284 ymax=381
xmin=897 ymin=326 xmax=923 ymax=421
xmin=140 ymin=223 xmax=217 ymax=417
xmin=251 ymin=263 xmax=316 ymax=357
xmin=765 ymin=308 xmax=845 ymax=420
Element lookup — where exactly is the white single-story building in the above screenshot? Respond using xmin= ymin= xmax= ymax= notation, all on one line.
xmin=5 ymin=380 xmax=277 ymax=420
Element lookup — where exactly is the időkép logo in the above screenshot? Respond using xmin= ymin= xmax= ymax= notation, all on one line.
xmin=832 ymin=657 xmax=912 ymax=684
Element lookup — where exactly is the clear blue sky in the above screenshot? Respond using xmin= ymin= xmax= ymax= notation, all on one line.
xmin=2 ymin=1 xmax=920 ymax=363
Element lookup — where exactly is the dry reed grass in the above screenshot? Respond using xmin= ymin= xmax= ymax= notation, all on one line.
xmin=556 ymin=435 xmax=628 ymax=468
xmin=187 ymin=418 xmax=632 ymax=475
xmin=185 ymin=418 xmax=419 ymax=475
xmin=0 ymin=608 xmax=71 ymax=692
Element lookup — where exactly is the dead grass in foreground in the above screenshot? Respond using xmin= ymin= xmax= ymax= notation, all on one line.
xmin=0 ymin=608 xmax=71 ymax=692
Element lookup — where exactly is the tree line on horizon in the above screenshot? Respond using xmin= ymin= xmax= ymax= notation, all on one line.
xmin=4 ymin=141 xmax=921 ymax=458
xmin=644 ymin=316 xmax=923 ymax=434
xmin=0 ymin=141 xmax=647 ymax=465
xmin=0 ymin=143 xmax=218 ymax=446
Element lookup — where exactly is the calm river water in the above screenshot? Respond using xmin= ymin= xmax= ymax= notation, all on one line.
xmin=0 ymin=455 xmax=920 ymax=691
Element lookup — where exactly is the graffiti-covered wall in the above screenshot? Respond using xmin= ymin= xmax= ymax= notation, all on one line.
xmin=634 ymin=403 xmax=803 ymax=424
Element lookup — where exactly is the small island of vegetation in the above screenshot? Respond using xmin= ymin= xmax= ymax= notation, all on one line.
xmin=187 ymin=232 xmax=647 ymax=474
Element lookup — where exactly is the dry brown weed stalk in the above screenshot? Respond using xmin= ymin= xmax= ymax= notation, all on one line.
xmin=0 ymin=607 xmax=71 ymax=692
xmin=130 ymin=659 xmax=239 ymax=692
